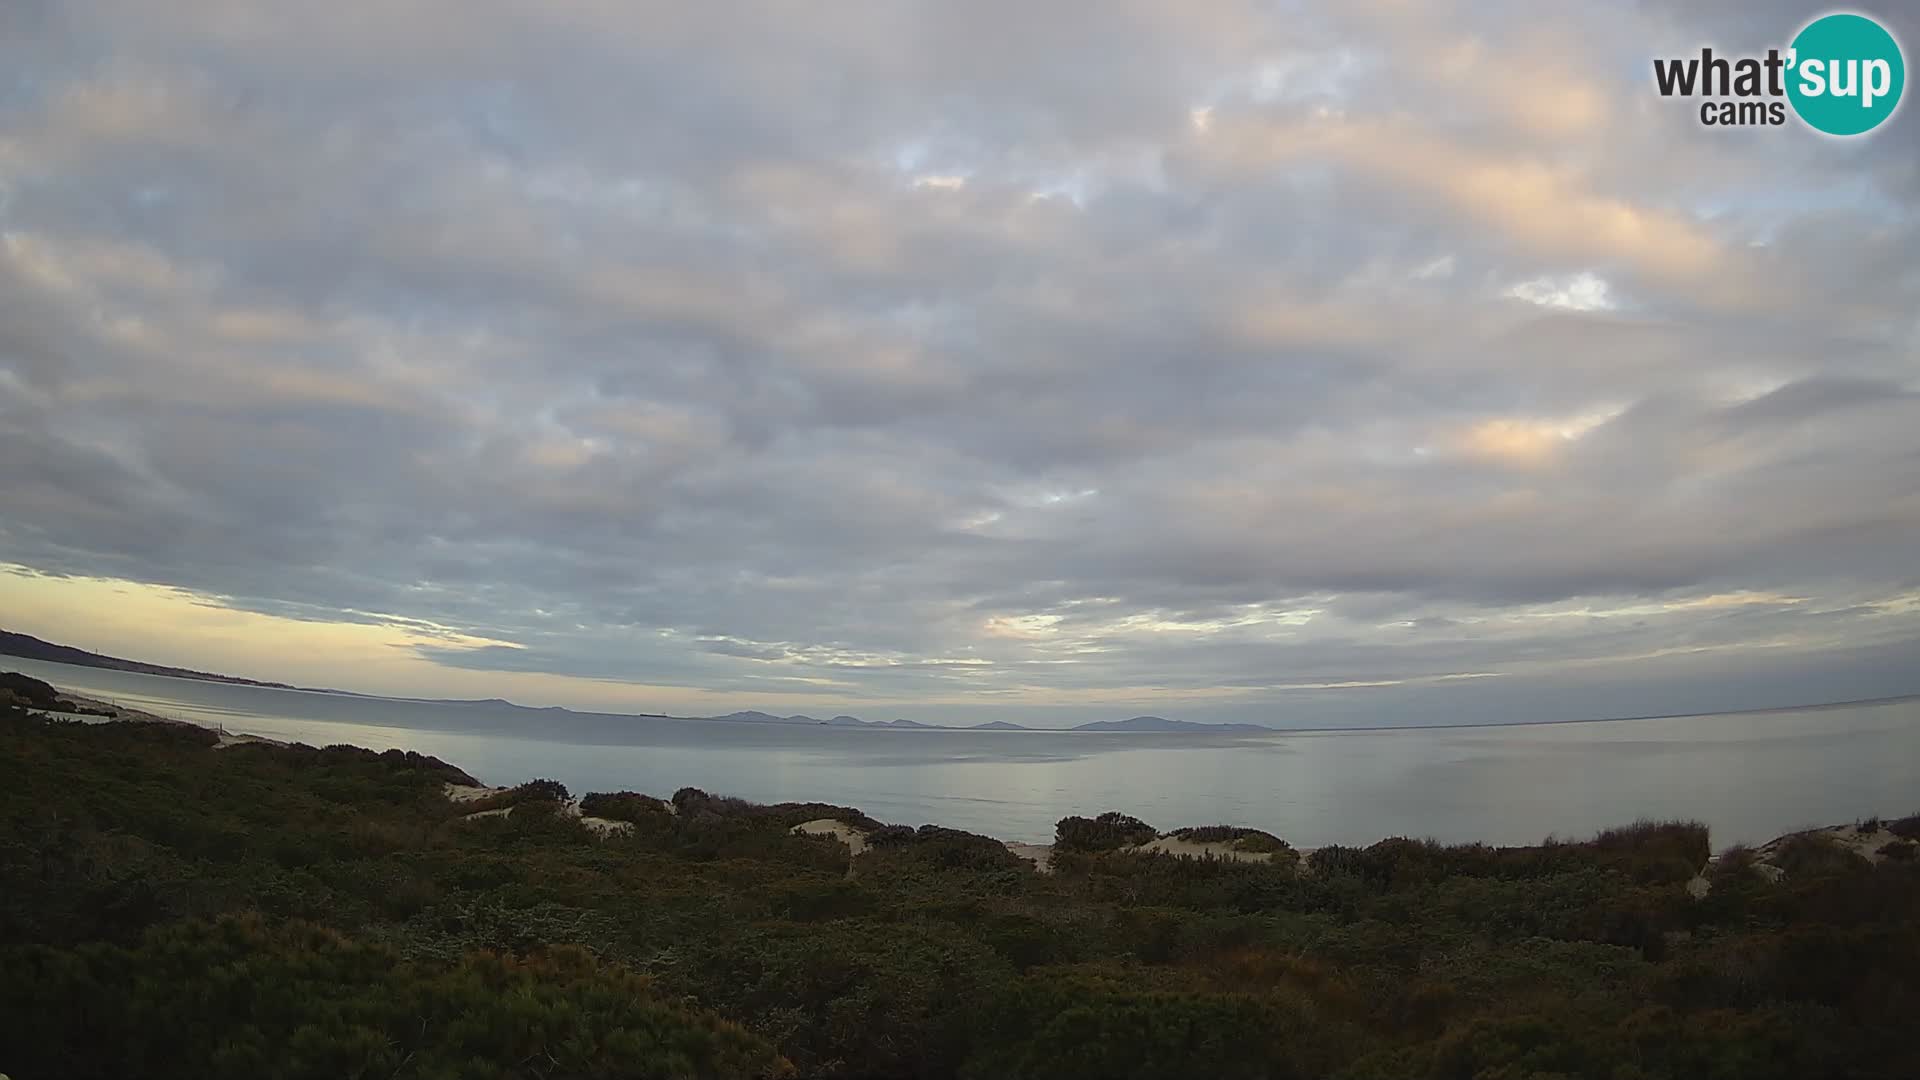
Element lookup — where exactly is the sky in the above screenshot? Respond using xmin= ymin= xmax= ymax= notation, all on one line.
xmin=2 ymin=1 xmax=1917 ymax=728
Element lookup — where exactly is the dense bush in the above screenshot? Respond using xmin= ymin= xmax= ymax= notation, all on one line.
xmin=1055 ymin=811 xmax=1159 ymax=852
xmin=1 ymin=670 xmax=121 ymax=717
xmin=1590 ymin=819 xmax=1712 ymax=870
xmin=2 ymin=706 xmax=1915 ymax=1078
xmin=0 ymin=914 xmax=789 ymax=1079
xmin=578 ymin=789 xmax=671 ymax=822
xmin=1 ymin=670 xmax=68 ymax=708
xmin=1771 ymin=833 xmax=1870 ymax=879
xmin=515 ymin=777 xmax=571 ymax=802
xmin=1170 ymin=825 xmax=1293 ymax=855
xmin=1306 ymin=824 xmax=1708 ymax=892
xmin=872 ymin=824 xmax=1028 ymax=873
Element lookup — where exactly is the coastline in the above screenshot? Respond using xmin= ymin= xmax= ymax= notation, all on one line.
xmin=45 ymin=677 xmax=1916 ymax=881
xmin=10 ymin=645 xmax=1917 ymax=735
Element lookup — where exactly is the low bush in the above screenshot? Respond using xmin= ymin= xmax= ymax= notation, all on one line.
xmin=1168 ymin=825 xmax=1290 ymax=852
xmin=0 ymin=671 xmax=64 ymax=707
xmin=6 ymin=710 xmax=1918 ymax=1078
xmin=0 ymin=915 xmax=787 ymax=1080
xmin=1054 ymin=811 xmax=1158 ymax=852
xmin=577 ymin=790 xmax=671 ymax=822
xmin=1771 ymin=834 xmax=1870 ymax=879
xmin=515 ymin=777 xmax=570 ymax=802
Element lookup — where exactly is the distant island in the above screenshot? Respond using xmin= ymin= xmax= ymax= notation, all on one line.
xmin=1068 ymin=716 xmax=1268 ymax=733
xmin=690 ymin=709 xmax=1265 ymax=732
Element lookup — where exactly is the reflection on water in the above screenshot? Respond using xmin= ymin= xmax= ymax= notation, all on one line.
xmin=9 ymin=656 xmax=1917 ymax=846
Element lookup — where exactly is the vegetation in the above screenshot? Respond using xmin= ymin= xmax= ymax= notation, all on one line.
xmin=578 ymin=790 xmax=672 ymax=822
xmin=0 ymin=671 xmax=116 ymax=717
xmin=1169 ymin=825 xmax=1294 ymax=858
xmin=1054 ymin=810 xmax=1158 ymax=852
xmin=2 ymin=705 xmax=1915 ymax=1078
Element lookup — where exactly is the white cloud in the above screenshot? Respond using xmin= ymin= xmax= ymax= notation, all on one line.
xmin=1505 ymin=271 xmax=1616 ymax=312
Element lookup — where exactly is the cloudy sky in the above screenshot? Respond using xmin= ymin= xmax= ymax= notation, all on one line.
xmin=2 ymin=1 xmax=1917 ymax=727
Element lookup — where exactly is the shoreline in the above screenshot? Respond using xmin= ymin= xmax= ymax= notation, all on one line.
xmin=33 ymin=678 xmax=1920 ymax=875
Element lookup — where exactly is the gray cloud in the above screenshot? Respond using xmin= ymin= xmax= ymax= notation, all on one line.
xmin=2 ymin=1 xmax=1917 ymax=723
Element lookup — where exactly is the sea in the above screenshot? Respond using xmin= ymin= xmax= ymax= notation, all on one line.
xmin=8 ymin=656 xmax=1918 ymax=848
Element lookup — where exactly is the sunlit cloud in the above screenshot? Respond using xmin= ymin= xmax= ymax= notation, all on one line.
xmin=0 ymin=2 xmax=1916 ymax=725
xmin=1506 ymin=271 xmax=1615 ymax=312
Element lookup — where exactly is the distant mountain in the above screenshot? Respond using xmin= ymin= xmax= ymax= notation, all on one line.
xmin=1069 ymin=715 xmax=1265 ymax=733
xmin=695 ymin=712 xmax=1259 ymax=731
xmin=711 ymin=711 xmax=827 ymax=725
xmin=698 ymin=711 xmax=1262 ymax=732
xmin=707 ymin=711 xmax=935 ymax=729
xmin=0 ymin=629 xmax=324 ymax=691
xmin=5 ymin=629 xmax=1268 ymax=733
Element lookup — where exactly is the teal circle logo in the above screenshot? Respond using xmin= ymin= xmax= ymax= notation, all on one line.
xmin=1787 ymin=13 xmax=1905 ymax=136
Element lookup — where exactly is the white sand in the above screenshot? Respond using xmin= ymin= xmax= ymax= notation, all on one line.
xmin=1005 ymin=842 xmax=1054 ymax=873
xmin=444 ymin=785 xmax=634 ymax=835
xmin=445 ymin=782 xmax=510 ymax=803
xmin=792 ymin=821 xmax=1057 ymax=873
xmin=563 ymin=796 xmax=636 ymax=836
xmin=214 ymin=731 xmax=287 ymax=750
xmin=39 ymin=685 xmax=289 ymax=751
xmin=29 ymin=689 xmax=179 ymax=727
xmin=793 ymin=818 xmax=869 ymax=854
xmin=1129 ymin=836 xmax=1279 ymax=863
xmin=1691 ymin=821 xmax=1913 ymax=894
xmin=1752 ymin=821 xmax=1909 ymax=868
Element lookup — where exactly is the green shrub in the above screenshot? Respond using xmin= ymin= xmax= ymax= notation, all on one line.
xmin=0 ymin=671 xmax=63 ymax=707
xmin=1589 ymin=819 xmax=1712 ymax=868
xmin=1232 ymin=832 xmax=1290 ymax=855
xmin=515 ymin=777 xmax=570 ymax=802
xmin=0 ymin=915 xmax=788 ymax=1079
xmin=1168 ymin=825 xmax=1291 ymax=854
xmin=1055 ymin=811 xmax=1158 ymax=852
xmin=6 ymin=711 xmax=1919 ymax=1079
xmin=578 ymin=790 xmax=671 ymax=822
xmin=1771 ymin=834 xmax=1869 ymax=879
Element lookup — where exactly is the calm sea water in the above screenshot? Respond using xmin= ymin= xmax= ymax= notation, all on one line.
xmin=9 ymin=656 xmax=1918 ymax=848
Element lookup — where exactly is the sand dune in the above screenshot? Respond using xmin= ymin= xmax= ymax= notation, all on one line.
xmin=444 ymin=782 xmax=634 ymax=835
xmin=1130 ymin=836 xmax=1277 ymax=863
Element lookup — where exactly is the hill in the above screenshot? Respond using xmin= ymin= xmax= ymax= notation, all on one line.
xmin=0 ymin=629 xmax=311 ymax=690
xmin=1070 ymin=714 xmax=1266 ymax=732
